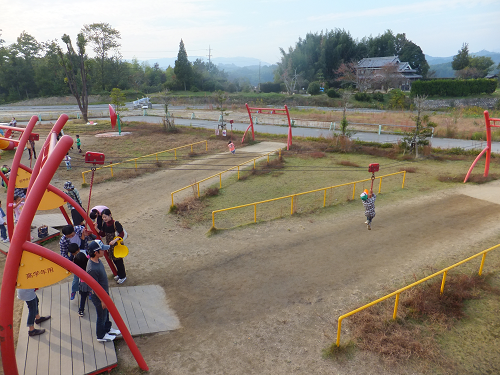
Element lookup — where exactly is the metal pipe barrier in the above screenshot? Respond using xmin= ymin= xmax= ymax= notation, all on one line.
xmin=335 ymin=242 xmax=500 ymax=347
xmin=82 ymin=140 xmax=208 ymax=184
xmin=170 ymin=149 xmax=283 ymax=207
xmin=211 ymin=171 xmax=406 ymax=229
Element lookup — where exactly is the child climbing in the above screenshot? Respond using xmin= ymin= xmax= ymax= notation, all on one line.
xmin=360 ymin=190 xmax=376 ymax=230
xmin=228 ymin=140 xmax=235 ymax=155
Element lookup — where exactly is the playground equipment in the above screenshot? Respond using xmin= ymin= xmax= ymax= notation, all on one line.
xmin=243 ymin=103 xmax=293 ymax=150
xmin=368 ymin=163 xmax=379 ymax=194
xmin=0 ymin=114 xmax=148 ymax=374
xmin=113 ymin=236 xmax=129 ymax=258
xmin=464 ymin=110 xmax=500 ymax=183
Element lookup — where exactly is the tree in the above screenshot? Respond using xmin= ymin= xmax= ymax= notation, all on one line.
xmin=174 ymin=39 xmax=192 ymax=91
xmin=452 ymin=43 xmax=470 ymax=71
xmin=395 ymin=33 xmax=429 ymax=77
xmin=161 ymin=90 xmax=176 ymax=132
xmin=110 ymin=88 xmax=126 ymax=115
xmin=376 ymin=63 xmax=403 ymax=92
xmin=403 ymin=95 xmax=435 ymax=158
xmin=335 ymin=62 xmax=357 ymax=89
xmin=57 ymin=33 xmax=89 ymax=122
xmin=469 ymin=56 xmax=494 ymax=78
xmin=307 ymin=81 xmax=320 ymax=95
xmin=82 ymin=23 xmax=121 ymax=91
xmin=340 ymin=90 xmax=354 ymax=136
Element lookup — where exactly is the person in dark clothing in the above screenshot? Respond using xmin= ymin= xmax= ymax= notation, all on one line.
xmin=99 ymin=208 xmax=127 ymax=284
xmin=87 ymin=240 xmax=121 ymax=342
xmin=68 ymin=243 xmax=91 ymax=317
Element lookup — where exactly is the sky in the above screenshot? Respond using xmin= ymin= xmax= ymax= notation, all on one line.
xmin=1 ymin=0 xmax=499 ymax=66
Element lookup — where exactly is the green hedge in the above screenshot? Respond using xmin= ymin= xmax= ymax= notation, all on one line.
xmin=411 ymin=79 xmax=497 ymax=97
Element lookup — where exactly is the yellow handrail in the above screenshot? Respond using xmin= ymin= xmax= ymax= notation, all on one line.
xmin=170 ymin=148 xmax=283 ymax=207
xmin=81 ymin=140 xmax=208 ymax=184
xmin=211 ymin=171 xmax=406 ymax=228
xmin=335 ymin=242 xmax=500 ymax=347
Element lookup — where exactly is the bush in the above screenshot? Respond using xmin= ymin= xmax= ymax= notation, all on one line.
xmin=411 ymin=78 xmax=497 ymax=97
xmin=327 ymin=88 xmax=340 ymax=98
xmin=260 ymin=82 xmax=281 ymax=93
xmin=354 ymin=92 xmax=371 ymax=102
xmin=372 ymin=92 xmax=384 ymax=102
xmin=307 ymin=82 xmax=321 ymax=95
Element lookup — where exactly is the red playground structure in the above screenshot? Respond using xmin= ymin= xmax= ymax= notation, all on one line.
xmin=0 ymin=114 xmax=148 ymax=374
xmin=464 ymin=111 xmax=500 ymax=183
xmin=243 ymin=103 xmax=293 ymax=150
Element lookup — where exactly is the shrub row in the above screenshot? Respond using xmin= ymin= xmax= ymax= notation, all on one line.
xmin=411 ymin=79 xmax=497 ymax=97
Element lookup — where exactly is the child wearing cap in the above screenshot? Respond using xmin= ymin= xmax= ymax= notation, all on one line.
xmin=360 ymin=191 xmax=377 ymax=230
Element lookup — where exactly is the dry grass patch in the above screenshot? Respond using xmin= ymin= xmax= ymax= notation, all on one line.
xmin=338 ymin=160 xmax=360 ymax=167
xmin=326 ymin=273 xmax=498 ymax=368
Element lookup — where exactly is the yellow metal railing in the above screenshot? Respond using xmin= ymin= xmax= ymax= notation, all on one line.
xmin=211 ymin=171 xmax=406 ymax=228
xmin=335 ymin=242 xmax=500 ymax=347
xmin=82 ymin=140 xmax=208 ymax=184
xmin=170 ymin=149 xmax=282 ymax=207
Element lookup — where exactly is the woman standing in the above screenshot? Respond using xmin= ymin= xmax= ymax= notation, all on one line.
xmin=99 ymin=208 xmax=127 ymax=284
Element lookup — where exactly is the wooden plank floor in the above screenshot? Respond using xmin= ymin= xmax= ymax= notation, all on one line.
xmin=16 ymin=282 xmax=180 ymax=375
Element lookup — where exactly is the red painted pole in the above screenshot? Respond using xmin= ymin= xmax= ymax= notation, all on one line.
xmin=484 ymin=110 xmax=492 ymax=177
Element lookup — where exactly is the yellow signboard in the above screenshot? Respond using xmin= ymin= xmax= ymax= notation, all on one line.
xmin=38 ymin=189 xmax=66 ymax=210
xmin=17 ymin=251 xmax=71 ymax=289
xmin=15 ymin=168 xmax=31 ymax=188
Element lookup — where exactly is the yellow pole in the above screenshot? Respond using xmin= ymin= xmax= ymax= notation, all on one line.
xmin=82 ymin=172 xmax=86 ymax=185
xmin=336 ymin=318 xmax=343 ymax=347
xmin=110 ymin=167 xmax=114 ymax=177
xmin=238 ymin=166 xmax=240 ymax=180
xmin=479 ymin=253 xmax=487 ymax=275
xmin=175 ymin=149 xmax=177 ymax=160
xmin=135 ymin=159 xmax=137 ymax=170
xmin=378 ymin=178 xmax=382 ymax=194
xmin=254 ymin=204 xmax=257 ymax=223
xmin=205 ymin=140 xmax=208 ymax=151
xmin=440 ymin=271 xmax=447 ymax=294
xmin=197 ymin=183 xmax=200 ymax=198
xmin=253 ymin=159 xmax=256 ymax=169
xmin=352 ymin=183 xmax=356 ymax=200
xmin=156 ymin=153 xmax=158 ymax=161
xmin=402 ymin=171 xmax=406 ymax=188
xmin=212 ymin=211 xmax=215 ymax=228
xmin=323 ymin=189 xmax=326 ymax=207
xmin=267 ymin=154 xmax=269 ymax=163
xmin=191 ymin=145 xmax=193 ymax=153
xmin=291 ymin=196 xmax=294 ymax=215
xmin=171 ymin=192 xmax=174 ymax=207
xmin=393 ymin=293 xmax=400 ymax=319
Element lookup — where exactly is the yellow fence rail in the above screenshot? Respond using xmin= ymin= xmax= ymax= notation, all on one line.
xmin=82 ymin=140 xmax=208 ymax=184
xmin=211 ymin=171 xmax=406 ymax=229
xmin=336 ymin=242 xmax=500 ymax=347
xmin=170 ymin=149 xmax=282 ymax=207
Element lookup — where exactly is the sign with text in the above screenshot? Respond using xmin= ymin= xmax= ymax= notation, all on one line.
xmin=17 ymin=251 xmax=71 ymax=289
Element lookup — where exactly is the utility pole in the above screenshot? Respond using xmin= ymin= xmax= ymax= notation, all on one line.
xmin=207 ymin=45 xmax=212 ymax=65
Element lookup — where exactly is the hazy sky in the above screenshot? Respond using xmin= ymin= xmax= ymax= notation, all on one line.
xmin=1 ymin=0 xmax=499 ymax=65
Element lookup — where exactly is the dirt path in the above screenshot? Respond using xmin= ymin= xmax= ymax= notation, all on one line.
xmin=5 ymin=144 xmax=500 ymax=374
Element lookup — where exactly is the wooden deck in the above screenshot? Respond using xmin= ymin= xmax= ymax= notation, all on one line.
xmin=16 ymin=283 xmax=180 ymax=375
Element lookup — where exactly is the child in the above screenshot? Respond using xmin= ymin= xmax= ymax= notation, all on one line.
xmin=360 ymin=191 xmax=376 ymax=230
xmin=0 ymin=200 xmax=7 ymax=242
xmin=228 ymin=140 xmax=235 ymax=155
xmin=17 ymin=288 xmax=51 ymax=336
xmin=64 ymin=153 xmax=72 ymax=170
xmin=76 ymin=135 xmax=82 ymax=153
xmin=13 ymin=195 xmax=25 ymax=224
xmin=68 ymin=243 xmax=91 ymax=317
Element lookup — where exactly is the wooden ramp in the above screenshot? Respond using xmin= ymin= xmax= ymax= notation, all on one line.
xmin=16 ymin=283 xmax=180 ymax=375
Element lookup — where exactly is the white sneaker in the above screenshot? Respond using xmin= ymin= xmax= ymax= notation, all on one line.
xmin=2 ymin=238 xmax=9 ymax=242
xmin=113 ymin=275 xmax=119 ymax=281
xmin=117 ymin=277 xmax=127 ymax=284
xmin=108 ymin=328 xmax=121 ymax=335
xmin=97 ymin=333 xmax=116 ymax=342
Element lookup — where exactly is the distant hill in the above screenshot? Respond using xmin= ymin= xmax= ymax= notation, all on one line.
xmin=219 ymin=64 xmax=277 ymax=86
xmin=137 ymin=56 xmax=272 ymax=69
xmin=427 ymin=50 xmax=500 ymax=78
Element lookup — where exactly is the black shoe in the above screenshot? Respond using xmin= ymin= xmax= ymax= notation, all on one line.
xmin=78 ymin=310 xmax=84 ymax=317
xmin=28 ymin=328 xmax=45 ymax=336
xmin=35 ymin=316 xmax=51 ymax=324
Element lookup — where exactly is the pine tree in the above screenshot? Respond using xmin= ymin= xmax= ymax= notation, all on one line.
xmin=174 ymin=39 xmax=192 ymax=91
xmin=452 ymin=43 xmax=470 ymax=71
